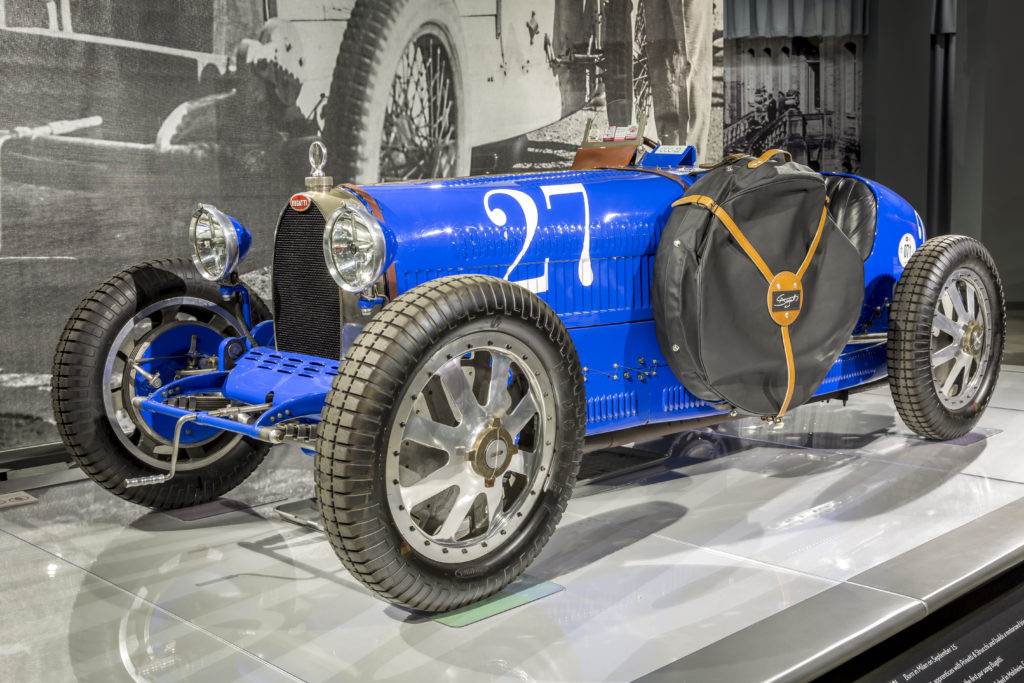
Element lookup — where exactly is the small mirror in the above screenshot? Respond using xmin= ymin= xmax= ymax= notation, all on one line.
xmin=309 ymin=141 xmax=327 ymax=177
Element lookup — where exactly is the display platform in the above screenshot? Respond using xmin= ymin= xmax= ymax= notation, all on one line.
xmin=2 ymin=366 xmax=1023 ymax=681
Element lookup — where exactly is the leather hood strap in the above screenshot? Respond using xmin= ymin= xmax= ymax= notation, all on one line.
xmin=333 ymin=183 xmax=385 ymax=222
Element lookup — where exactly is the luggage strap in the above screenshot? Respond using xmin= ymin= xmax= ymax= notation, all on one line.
xmin=671 ymin=193 xmax=828 ymax=419
xmin=698 ymin=148 xmax=793 ymax=171
xmin=747 ymin=148 xmax=793 ymax=168
xmin=596 ymin=166 xmax=692 ymax=190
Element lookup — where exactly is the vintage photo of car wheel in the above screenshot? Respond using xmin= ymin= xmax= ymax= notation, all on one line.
xmin=602 ymin=0 xmax=654 ymax=130
xmin=888 ymin=235 xmax=1006 ymax=440
xmin=315 ymin=275 xmax=586 ymax=612
xmin=51 ymin=259 xmax=272 ymax=509
xmin=324 ymin=0 xmax=470 ymax=183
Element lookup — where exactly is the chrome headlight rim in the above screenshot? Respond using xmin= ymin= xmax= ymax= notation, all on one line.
xmin=322 ymin=201 xmax=387 ymax=293
xmin=189 ymin=204 xmax=240 ymax=282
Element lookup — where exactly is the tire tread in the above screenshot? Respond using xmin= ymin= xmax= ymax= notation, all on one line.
xmin=888 ymin=236 xmax=1005 ymax=440
xmin=315 ymin=275 xmax=585 ymax=612
xmin=51 ymin=259 xmax=272 ymax=509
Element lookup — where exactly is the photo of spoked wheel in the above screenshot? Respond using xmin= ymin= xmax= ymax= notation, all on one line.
xmin=316 ymin=276 xmax=585 ymax=612
xmin=324 ymin=0 xmax=469 ymax=183
xmin=602 ymin=0 xmax=654 ymax=132
xmin=888 ymin=235 xmax=1006 ymax=440
xmin=51 ymin=259 xmax=272 ymax=509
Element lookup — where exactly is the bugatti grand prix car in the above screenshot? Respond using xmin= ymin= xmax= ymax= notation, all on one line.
xmin=52 ymin=125 xmax=1005 ymax=612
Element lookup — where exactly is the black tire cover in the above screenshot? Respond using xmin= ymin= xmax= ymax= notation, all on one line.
xmin=652 ymin=157 xmax=865 ymax=415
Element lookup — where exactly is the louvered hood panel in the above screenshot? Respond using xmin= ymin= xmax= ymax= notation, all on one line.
xmin=349 ymin=167 xmax=693 ymax=327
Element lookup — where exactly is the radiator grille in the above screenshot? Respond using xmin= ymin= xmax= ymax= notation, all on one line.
xmin=272 ymin=205 xmax=341 ymax=359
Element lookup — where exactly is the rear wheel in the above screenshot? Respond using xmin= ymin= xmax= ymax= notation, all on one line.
xmin=52 ymin=259 xmax=272 ymax=509
xmin=888 ymin=236 xmax=1005 ymax=440
xmin=315 ymin=275 xmax=585 ymax=612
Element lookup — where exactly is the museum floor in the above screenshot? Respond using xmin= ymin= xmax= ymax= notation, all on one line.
xmin=2 ymin=365 xmax=1024 ymax=681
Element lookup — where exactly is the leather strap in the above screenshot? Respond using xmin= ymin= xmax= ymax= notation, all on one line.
xmin=778 ymin=326 xmax=796 ymax=417
xmin=697 ymin=149 xmax=793 ymax=172
xmin=747 ymin=149 xmax=793 ymax=168
xmin=673 ymin=191 xmax=826 ymax=419
xmin=796 ymin=205 xmax=829 ymax=280
xmin=698 ymin=153 xmax=746 ymax=170
xmin=334 ymin=183 xmax=385 ymax=222
xmin=673 ymin=195 xmax=774 ymax=282
xmin=597 ymin=166 xmax=692 ymax=191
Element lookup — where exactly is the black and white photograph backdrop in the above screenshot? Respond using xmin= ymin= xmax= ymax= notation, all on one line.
xmin=723 ymin=0 xmax=866 ymax=172
xmin=0 ymin=0 xmax=723 ymax=448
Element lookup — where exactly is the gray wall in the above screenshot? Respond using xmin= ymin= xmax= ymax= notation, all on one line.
xmin=954 ymin=0 xmax=1024 ymax=303
xmin=861 ymin=0 xmax=931 ymax=214
xmin=863 ymin=0 xmax=1024 ymax=303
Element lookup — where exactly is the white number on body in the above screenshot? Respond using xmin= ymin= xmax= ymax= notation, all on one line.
xmin=483 ymin=183 xmax=593 ymax=294
xmin=541 ymin=183 xmax=593 ymax=286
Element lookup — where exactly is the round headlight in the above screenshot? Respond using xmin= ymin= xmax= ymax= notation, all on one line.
xmin=188 ymin=204 xmax=251 ymax=281
xmin=323 ymin=201 xmax=386 ymax=293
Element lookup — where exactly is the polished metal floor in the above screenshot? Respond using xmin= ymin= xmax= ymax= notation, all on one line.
xmin=2 ymin=367 xmax=1023 ymax=682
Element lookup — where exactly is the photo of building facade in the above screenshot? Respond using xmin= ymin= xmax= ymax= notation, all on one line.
xmin=723 ymin=0 xmax=865 ymax=172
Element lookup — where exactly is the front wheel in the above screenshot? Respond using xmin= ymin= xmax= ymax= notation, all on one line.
xmin=51 ymin=259 xmax=272 ymax=509
xmin=315 ymin=276 xmax=585 ymax=612
xmin=888 ymin=235 xmax=1005 ymax=440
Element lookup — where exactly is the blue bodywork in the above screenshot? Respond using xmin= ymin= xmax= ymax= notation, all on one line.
xmin=139 ymin=147 xmax=927 ymax=446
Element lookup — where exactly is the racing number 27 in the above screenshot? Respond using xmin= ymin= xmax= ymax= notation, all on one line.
xmin=483 ymin=183 xmax=593 ymax=294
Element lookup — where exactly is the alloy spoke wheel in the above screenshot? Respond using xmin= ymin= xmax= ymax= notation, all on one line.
xmin=385 ymin=331 xmax=556 ymax=563
xmin=930 ymin=268 xmax=993 ymax=410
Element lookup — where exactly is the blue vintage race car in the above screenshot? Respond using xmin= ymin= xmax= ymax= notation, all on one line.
xmin=52 ymin=126 xmax=1005 ymax=613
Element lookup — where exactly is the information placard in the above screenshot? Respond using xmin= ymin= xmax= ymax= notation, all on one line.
xmin=868 ymin=580 xmax=1024 ymax=683
xmin=0 ymin=491 xmax=37 ymax=509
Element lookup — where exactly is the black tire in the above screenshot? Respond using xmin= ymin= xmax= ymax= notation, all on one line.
xmin=602 ymin=0 xmax=653 ymax=131
xmin=315 ymin=275 xmax=585 ymax=612
xmin=51 ymin=258 xmax=272 ymax=509
xmin=324 ymin=0 xmax=469 ymax=183
xmin=888 ymin=236 xmax=1005 ymax=440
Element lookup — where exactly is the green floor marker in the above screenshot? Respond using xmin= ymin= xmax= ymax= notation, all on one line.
xmin=432 ymin=576 xmax=563 ymax=628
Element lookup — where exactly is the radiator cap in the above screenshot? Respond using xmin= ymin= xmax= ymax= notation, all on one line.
xmin=305 ymin=141 xmax=333 ymax=192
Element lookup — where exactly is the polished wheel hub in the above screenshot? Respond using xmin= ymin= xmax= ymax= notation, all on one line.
xmin=385 ymin=331 xmax=555 ymax=563
xmin=470 ymin=418 xmax=518 ymax=485
xmin=930 ymin=268 xmax=992 ymax=409
xmin=963 ymin=321 xmax=985 ymax=357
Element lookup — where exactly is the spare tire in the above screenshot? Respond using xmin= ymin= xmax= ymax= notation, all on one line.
xmin=653 ymin=151 xmax=865 ymax=417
